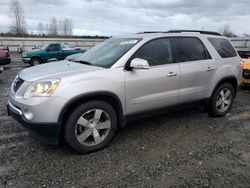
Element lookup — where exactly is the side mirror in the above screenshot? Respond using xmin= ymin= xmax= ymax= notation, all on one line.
xmin=130 ymin=58 xmax=150 ymax=70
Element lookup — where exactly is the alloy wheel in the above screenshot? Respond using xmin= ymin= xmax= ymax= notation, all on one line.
xmin=74 ymin=109 xmax=111 ymax=146
xmin=216 ymin=88 xmax=232 ymax=113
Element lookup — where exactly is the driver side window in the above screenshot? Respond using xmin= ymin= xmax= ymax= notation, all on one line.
xmin=47 ymin=44 xmax=60 ymax=52
xmin=132 ymin=38 xmax=174 ymax=66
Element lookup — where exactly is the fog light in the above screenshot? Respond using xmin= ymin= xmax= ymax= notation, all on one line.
xmin=23 ymin=110 xmax=33 ymax=120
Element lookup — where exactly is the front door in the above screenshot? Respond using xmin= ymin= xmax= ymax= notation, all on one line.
xmin=45 ymin=44 xmax=62 ymax=61
xmin=125 ymin=38 xmax=180 ymax=115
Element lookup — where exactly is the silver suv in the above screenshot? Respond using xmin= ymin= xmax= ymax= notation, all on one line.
xmin=7 ymin=30 xmax=241 ymax=153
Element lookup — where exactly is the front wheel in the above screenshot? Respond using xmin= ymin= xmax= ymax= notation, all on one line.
xmin=208 ymin=83 xmax=235 ymax=117
xmin=64 ymin=101 xmax=118 ymax=154
xmin=30 ymin=58 xmax=42 ymax=66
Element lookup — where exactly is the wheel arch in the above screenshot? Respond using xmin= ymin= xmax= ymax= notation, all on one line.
xmin=212 ymin=76 xmax=238 ymax=98
xmin=30 ymin=56 xmax=43 ymax=63
xmin=58 ymin=92 xmax=125 ymax=130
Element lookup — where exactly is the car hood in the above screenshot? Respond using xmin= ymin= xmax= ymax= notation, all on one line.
xmin=65 ymin=53 xmax=83 ymax=61
xmin=26 ymin=48 xmax=42 ymax=54
xmin=19 ymin=60 xmax=104 ymax=82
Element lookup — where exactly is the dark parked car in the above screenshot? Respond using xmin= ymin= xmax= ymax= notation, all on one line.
xmin=0 ymin=50 xmax=11 ymax=74
xmin=0 ymin=50 xmax=11 ymax=65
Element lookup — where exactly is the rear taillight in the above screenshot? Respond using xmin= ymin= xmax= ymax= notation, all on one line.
xmin=240 ymin=60 xmax=244 ymax=70
xmin=3 ymin=52 xmax=10 ymax=58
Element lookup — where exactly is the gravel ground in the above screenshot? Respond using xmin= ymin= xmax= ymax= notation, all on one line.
xmin=1 ymin=56 xmax=250 ymax=188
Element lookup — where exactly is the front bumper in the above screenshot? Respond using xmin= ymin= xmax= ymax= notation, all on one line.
xmin=241 ymin=69 xmax=250 ymax=85
xmin=7 ymin=101 xmax=61 ymax=145
xmin=21 ymin=57 xmax=31 ymax=63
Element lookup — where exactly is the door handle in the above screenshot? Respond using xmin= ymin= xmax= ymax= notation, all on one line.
xmin=206 ymin=67 xmax=214 ymax=72
xmin=167 ymin=72 xmax=177 ymax=77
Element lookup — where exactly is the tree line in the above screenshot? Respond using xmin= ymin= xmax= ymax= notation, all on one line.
xmin=8 ymin=0 xmax=74 ymax=37
xmin=7 ymin=0 xmax=240 ymax=38
xmin=37 ymin=17 xmax=73 ymax=37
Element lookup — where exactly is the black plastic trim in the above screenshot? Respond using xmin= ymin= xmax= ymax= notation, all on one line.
xmin=213 ymin=76 xmax=239 ymax=97
xmin=58 ymin=91 xmax=125 ymax=127
xmin=136 ymin=30 xmax=222 ymax=36
xmin=125 ymin=99 xmax=208 ymax=122
xmin=7 ymin=104 xmax=61 ymax=145
xmin=166 ymin=30 xmax=222 ymax=36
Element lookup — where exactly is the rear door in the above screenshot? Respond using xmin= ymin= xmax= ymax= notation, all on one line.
xmin=125 ymin=38 xmax=181 ymax=114
xmin=173 ymin=37 xmax=216 ymax=103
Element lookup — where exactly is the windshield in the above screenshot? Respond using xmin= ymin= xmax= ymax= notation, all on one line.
xmin=40 ymin=44 xmax=49 ymax=50
xmin=75 ymin=38 xmax=141 ymax=68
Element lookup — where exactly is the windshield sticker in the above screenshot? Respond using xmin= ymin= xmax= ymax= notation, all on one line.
xmin=120 ymin=40 xmax=138 ymax=45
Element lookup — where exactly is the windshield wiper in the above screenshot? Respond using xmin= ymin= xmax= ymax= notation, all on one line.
xmin=73 ymin=60 xmax=93 ymax=66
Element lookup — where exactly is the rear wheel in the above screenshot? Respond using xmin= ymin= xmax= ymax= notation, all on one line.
xmin=64 ymin=101 xmax=118 ymax=153
xmin=208 ymin=83 xmax=235 ymax=117
xmin=30 ymin=58 xmax=42 ymax=66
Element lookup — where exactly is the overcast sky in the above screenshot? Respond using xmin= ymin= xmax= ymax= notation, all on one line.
xmin=0 ymin=0 xmax=250 ymax=36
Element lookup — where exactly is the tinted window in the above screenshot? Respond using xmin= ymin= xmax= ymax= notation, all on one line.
xmin=47 ymin=44 xmax=60 ymax=51
xmin=208 ymin=38 xmax=237 ymax=58
xmin=174 ymin=37 xmax=211 ymax=62
xmin=132 ymin=38 xmax=174 ymax=66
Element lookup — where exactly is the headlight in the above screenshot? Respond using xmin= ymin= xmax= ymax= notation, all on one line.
xmin=22 ymin=52 xmax=27 ymax=57
xmin=23 ymin=79 xmax=60 ymax=99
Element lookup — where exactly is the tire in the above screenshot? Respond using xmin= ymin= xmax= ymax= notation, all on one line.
xmin=208 ymin=83 xmax=235 ymax=117
xmin=64 ymin=100 xmax=118 ymax=154
xmin=30 ymin=58 xmax=42 ymax=66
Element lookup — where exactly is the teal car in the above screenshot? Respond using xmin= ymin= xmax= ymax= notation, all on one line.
xmin=21 ymin=43 xmax=86 ymax=66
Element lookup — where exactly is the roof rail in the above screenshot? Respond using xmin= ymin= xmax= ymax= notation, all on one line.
xmin=166 ymin=30 xmax=222 ymax=36
xmin=137 ymin=31 xmax=163 ymax=34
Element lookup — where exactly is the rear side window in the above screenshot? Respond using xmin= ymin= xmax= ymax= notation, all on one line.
xmin=174 ymin=37 xmax=211 ymax=62
xmin=208 ymin=38 xmax=237 ymax=58
xmin=132 ymin=38 xmax=174 ymax=66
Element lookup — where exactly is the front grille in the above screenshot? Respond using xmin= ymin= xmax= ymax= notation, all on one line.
xmin=12 ymin=76 xmax=24 ymax=92
xmin=243 ymin=70 xmax=250 ymax=79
